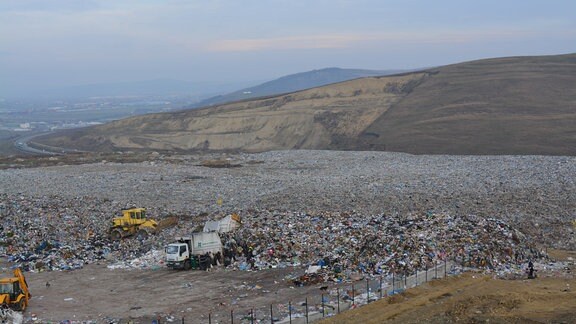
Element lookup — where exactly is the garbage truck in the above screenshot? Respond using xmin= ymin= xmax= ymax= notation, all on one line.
xmin=165 ymin=232 xmax=223 ymax=270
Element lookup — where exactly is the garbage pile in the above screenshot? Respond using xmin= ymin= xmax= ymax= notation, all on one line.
xmin=0 ymin=192 xmax=546 ymax=281
xmin=220 ymin=209 xmax=544 ymax=281
xmin=0 ymin=194 xmax=190 ymax=272
xmin=0 ymin=307 xmax=23 ymax=324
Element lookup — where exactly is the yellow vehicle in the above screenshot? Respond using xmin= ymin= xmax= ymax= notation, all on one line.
xmin=109 ymin=207 xmax=159 ymax=240
xmin=0 ymin=268 xmax=31 ymax=311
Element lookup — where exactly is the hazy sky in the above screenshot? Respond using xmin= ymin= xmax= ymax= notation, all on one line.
xmin=1 ymin=0 xmax=575 ymax=96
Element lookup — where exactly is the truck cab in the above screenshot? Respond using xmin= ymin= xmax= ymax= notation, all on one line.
xmin=165 ymin=240 xmax=195 ymax=270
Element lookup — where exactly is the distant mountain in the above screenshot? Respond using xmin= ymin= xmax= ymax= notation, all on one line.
xmin=35 ymin=53 xmax=576 ymax=155
xmin=191 ymin=67 xmax=407 ymax=108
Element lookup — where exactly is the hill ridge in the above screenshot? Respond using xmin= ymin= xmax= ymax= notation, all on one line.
xmin=36 ymin=53 xmax=576 ymax=155
xmin=191 ymin=67 xmax=407 ymax=108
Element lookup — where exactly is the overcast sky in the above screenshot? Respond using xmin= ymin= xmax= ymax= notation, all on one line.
xmin=1 ymin=0 xmax=575 ymax=97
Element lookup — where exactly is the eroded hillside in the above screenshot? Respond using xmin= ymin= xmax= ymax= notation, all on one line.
xmin=35 ymin=53 xmax=576 ymax=155
xmin=37 ymin=73 xmax=427 ymax=152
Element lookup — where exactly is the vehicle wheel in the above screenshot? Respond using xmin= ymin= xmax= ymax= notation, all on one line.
xmin=13 ymin=299 xmax=25 ymax=311
xmin=110 ymin=229 xmax=123 ymax=240
xmin=184 ymin=259 xmax=191 ymax=270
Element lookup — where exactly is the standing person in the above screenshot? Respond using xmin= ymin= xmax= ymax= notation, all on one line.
xmin=527 ymin=260 xmax=536 ymax=279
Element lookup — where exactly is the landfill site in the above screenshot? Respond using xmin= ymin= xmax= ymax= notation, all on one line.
xmin=0 ymin=150 xmax=575 ymax=323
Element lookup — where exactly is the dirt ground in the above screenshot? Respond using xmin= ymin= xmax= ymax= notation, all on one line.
xmin=5 ymin=251 xmax=572 ymax=323
xmin=15 ymin=264 xmax=328 ymax=323
xmin=321 ymin=251 xmax=576 ymax=324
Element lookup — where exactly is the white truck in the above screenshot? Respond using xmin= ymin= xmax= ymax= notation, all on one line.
xmin=165 ymin=232 xmax=223 ymax=270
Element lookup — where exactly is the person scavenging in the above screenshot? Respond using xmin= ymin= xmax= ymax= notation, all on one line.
xmin=527 ymin=260 xmax=537 ymax=279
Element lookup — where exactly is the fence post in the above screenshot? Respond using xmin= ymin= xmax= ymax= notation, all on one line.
xmin=337 ymin=288 xmax=340 ymax=314
xmin=181 ymin=316 xmax=184 ymax=324
xmin=435 ymin=261 xmax=438 ymax=279
xmin=305 ymin=297 xmax=309 ymax=324
xmin=208 ymin=312 xmax=211 ymax=324
xmin=321 ymin=293 xmax=325 ymax=317
xmin=352 ymin=284 xmax=355 ymax=306
xmin=366 ymin=279 xmax=370 ymax=302
xmin=270 ymin=304 xmax=273 ymax=323
xmin=392 ymin=272 xmax=395 ymax=293
xmin=415 ymin=267 xmax=418 ymax=286
xmin=444 ymin=258 xmax=447 ymax=277
xmin=251 ymin=308 xmax=254 ymax=324
xmin=231 ymin=309 xmax=234 ymax=324
xmin=404 ymin=271 xmax=407 ymax=288
xmin=289 ymin=301 xmax=292 ymax=324
xmin=379 ymin=276 xmax=383 ymax=299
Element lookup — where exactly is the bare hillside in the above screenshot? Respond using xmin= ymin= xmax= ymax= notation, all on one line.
xmin=36 ymin=53 xmax=576 ymax=155
xmin=37 ymin=73 xmax=426 ymax=152
xmin=358 ymin=53 xmax=576 ymax=155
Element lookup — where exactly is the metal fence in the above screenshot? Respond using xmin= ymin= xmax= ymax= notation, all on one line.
xmin=165 ymin=259 xmax=456 ymax=324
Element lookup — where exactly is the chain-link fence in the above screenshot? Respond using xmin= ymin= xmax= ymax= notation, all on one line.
xmin=166 ymin=259 xmax=456 ymax=324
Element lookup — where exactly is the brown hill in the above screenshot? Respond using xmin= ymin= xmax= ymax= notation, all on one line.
xmin=358 ymin=54 xmax=576 ymax=155
xmin=36 ymin=53 xmax=576 ymax=155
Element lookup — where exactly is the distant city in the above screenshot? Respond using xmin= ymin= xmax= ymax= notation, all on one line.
xmin=0 ymin=95 xmax=194 ymax=132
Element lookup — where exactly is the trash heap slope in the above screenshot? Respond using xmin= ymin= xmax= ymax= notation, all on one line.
xmin=1 ymin=151 xmax=574 ymax=274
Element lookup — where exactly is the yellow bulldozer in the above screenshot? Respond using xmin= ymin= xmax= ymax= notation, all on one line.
xmin=109 ymin=207 xmax=177 ymax=240
xmin=0 ymin=268 xmax=31 ymax=311
xmin=109 ymin=207 xmax=157 ymax=240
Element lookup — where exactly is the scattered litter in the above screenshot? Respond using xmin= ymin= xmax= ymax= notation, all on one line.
xmin=0 ymin=152 xmax=574 ymax=323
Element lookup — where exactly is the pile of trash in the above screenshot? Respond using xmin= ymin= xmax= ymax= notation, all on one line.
xmin=0 ymin=194 xmax=189 ymax=272
xmin=0 ymin=307 xmax=23 ymax=324
xmin=194 ymin=210 xmax=544 ymax=282
xmin=220 ymin=209 xmax=544 ymax=280
xmin=0 ymin=192 xmax=547 ymax=281
xmin=106 ymin=249 xmax=166 ymax=270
